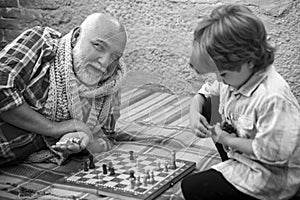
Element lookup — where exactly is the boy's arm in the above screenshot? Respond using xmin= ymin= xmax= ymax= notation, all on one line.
xmin=190 ymin=93 xmax=212 ymax=137
xmin=212 ymin=124 xmax=254 ymax=156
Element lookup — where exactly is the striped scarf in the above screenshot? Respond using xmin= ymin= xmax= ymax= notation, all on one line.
xmin=38 ymin=30 xmax=126 ymax=164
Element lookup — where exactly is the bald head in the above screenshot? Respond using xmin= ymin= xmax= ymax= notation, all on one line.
xmin=80 ymin=13 xmax=127 ymax=45
xmin=72 ymin=13 xmax=127 ymax=87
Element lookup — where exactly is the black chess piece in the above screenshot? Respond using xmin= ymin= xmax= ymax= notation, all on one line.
xmin=102 ymin=164 xmax=107 ymax=174
xmin=83 ymin=161 xmax=89 ymax=171
xmin=129 ymin=150 xmax=134 ymax=161
xmin=109 ymin=167 xmax=115 ymax=175
xmin=89 ymin=154 xmax=96 ymax=169
xmin=221 ymin=121 xmax=237 ymax=135
xmin=129 ymin=170 xmax=136 ymax=180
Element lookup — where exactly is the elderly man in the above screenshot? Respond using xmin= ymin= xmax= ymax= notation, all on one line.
xmin=0 ymin=13 xmax=127 ymax=165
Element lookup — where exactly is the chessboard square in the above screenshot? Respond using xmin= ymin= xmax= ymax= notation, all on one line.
xmin=103 ymin=176 xmax=115 ymax=181
xmin=120 ymin=166 xmax=132 ymax=171
xmin=89 ymin=170 xmax=101 ymax=174
xmin=78 ymin=177 xmax=89 ymax=182
xmin=115 ymin=183 xmax=127 ymax=188
xmin=83 ymin=174 xmax=97 ymax=179
xmin=116 ymin=174 xmax=129 ymax=179
xmin=157 ymin=172 xmax=168 ymax=177
xmin=145 ymin=157 xmax=156 ymax=162
xmin=135 ymin=187 xmax=147 ymax=193
xmin=105 ymin=181 xmax=118 ymax=187
xmin=140 ymin=160 xmax=152 ymax=165
xmin=76 ymin=172 xmax=86 ymax=177
xmin=117 ymin=161 xmax=128 ymax=166
xmin=110 ymin=177 xmax=123 ymax=182
xmin=86 ymin=179 xmax=98 ymax=185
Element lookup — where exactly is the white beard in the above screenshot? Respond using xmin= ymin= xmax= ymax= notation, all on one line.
xmin=73 ymin=48 xmax=104 ymax=87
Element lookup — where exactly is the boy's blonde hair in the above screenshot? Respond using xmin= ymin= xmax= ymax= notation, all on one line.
xmin=194 ymin=4 xmax=275 ymax=72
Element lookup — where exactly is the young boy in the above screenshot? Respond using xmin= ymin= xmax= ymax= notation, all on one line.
xmin=182 ymin=4 xmax=300 ymax=200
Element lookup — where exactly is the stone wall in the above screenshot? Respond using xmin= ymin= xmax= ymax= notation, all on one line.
xmin=0 ymin=0 xmax=299 ymax=103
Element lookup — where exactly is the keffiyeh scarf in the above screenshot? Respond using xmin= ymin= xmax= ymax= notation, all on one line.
xmin=28 ymin=30 xmax=126 ymax=164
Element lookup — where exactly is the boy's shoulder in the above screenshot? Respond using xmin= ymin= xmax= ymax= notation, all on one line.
xmin=255 ymin=67 xmax=299 ymax=108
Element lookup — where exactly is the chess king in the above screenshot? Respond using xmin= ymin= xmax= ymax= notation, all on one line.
xmin=0 ymin=13 xmax=127 ymax=166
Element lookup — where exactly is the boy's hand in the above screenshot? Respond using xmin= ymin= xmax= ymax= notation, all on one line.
xmin=212 ymin=123 xmax=237 ymax=144
xmin=52 ymin=131 xmax=90 ymax=155
xmin=190 ymin=112 xmax=212 ymax=138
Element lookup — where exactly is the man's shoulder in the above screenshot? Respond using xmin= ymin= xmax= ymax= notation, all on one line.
xmin=23 ymin=26 xmax=61 ymax=42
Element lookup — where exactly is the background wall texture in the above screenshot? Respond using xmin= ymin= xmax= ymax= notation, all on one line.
xmin=0 ymin=0 xmax=299 ymax=103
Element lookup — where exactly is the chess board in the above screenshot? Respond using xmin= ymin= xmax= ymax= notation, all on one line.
xmin=57 ymin=149 xmax=195 ymax=200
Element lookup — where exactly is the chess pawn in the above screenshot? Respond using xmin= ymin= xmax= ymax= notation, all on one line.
xmin=130 ymin=177 xmax=135 ymax=189
xmin=89 ymin=154 xmax=96 ymax=169
xmin=164 ymin=162 xmax=169 ymax=172
xmin=83 ymin=161 xmax=89 ymax=171
xmin=102 ymin=164 xmax=108 ymax=174
xmin=156 ymin=162 xmax=161 ymax=171
xmin=143 ymin=175 xmax=148 ymax=186
xmin=169 ymin=151 xmax=177 ymax=169
xmin=150 ymin=171 xmax=155 ymax=184
xmin=129 ymin=150 xmax=134 ymax=161
xmin=135 ymin=176 xmax=141 ymax=187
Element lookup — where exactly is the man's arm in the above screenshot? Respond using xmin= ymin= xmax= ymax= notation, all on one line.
xmin=0 ymin=102 xmax=92 ymax=138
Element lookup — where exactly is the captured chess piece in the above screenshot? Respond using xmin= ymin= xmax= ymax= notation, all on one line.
xmin=83 ymin=161 xmax=89 ymax=171
xmin=169 ymin=150 xmax=177 ymax=170
xmin=89 ymin=153 xmax=96 ymax=169
xmin=221 ymin=121 xmax=237 ymax=136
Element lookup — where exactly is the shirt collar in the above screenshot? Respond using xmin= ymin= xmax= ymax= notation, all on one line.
xmin=230 ymin=65 xmax=273 ymax=97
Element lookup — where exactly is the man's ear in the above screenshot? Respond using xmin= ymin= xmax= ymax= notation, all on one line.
xmin=71 ymin=27 xmax=80 ymax=48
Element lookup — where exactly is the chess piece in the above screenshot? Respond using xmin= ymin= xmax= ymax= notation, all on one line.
xmin=102 ymin=164 xmax=107 ymax=174
xmin=150 ymin=171 xmax=155 ymax=184
xmin=135 ymin=176 xmax=141 ymax=186
xmin=130 ymin=177 xmax=135 ymax=189
xmin=108 ymin=161 xmax=113 ymax=171
xmin=146 ymin=170 xmax=150 ymax=180
xmin=156 ymin=161 xmax=161 ymax=171
xmin=169 ymin=150 xmax=177 ymax=170
xmin=109 ymin=167 xmax=115 ymax=175
xmin=164 ymin=162 xmax=168 ymax=172
xmin=83 ymin=161 xmax=89 ymax=171
xmin=89 ymin=154 xmax=96 ymax=169
xmin=129 ymin=150 xmax=134 ymax=161
xmin=143 ymin=175 xmax=148 ymax=186
xmin=129 ymin=170 xmax=136 ymax=180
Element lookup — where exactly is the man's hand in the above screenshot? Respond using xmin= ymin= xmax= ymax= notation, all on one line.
xmin=51 ymin=131 xmax=90 ymax=154
xmin=53 ymin=119 xmax=93 ymax=140
xmin=190 ymin=112 xmax=213 ymax=138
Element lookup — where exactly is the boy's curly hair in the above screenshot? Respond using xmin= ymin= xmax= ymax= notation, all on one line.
xmin=194 ymin=4 xmax=275 ymax=72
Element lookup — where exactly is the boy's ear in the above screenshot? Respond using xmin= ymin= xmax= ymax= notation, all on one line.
xmin=247 ymin=61 xmax=255 ymax=69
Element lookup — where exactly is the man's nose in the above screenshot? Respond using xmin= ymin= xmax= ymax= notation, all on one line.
xmin=97 ymin=53 xmax=112 ymax=71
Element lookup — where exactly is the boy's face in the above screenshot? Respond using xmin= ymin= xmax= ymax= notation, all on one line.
xmin=190 ymin=43 xmax=254 ymax=89
xmin=218 ymin=63 xmax=254 ymax=89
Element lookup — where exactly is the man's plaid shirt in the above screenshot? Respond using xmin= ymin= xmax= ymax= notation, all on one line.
xmin=0 ymin=26 xmax=120 ymax=165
